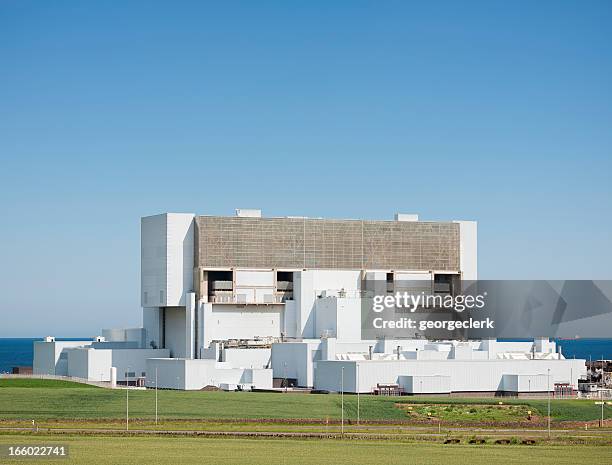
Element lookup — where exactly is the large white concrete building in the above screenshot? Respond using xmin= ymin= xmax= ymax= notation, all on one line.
xmin=34 ymin=209 xmax=586 ymax=394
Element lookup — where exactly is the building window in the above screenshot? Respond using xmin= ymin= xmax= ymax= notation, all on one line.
xmin=143 ymin=291 xmax=148 ymax=305
xmin=159 ymin=290 xmax=164 ymax=304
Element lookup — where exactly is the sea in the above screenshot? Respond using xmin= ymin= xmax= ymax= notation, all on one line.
xmin=1 ymin=337 xmax=612 ymax=373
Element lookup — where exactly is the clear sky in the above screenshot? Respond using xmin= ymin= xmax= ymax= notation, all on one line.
xmin=1 ymin=1 xmax=611 ymax=337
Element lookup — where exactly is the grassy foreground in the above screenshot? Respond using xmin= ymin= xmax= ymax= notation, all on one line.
xmin=0 ymin=379 xmax=607 ymax=422
xmin=1 ymin=435 xmax=611 ymax=465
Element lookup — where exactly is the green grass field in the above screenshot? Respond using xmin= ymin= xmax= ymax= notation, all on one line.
xmin=0 ymin=434 xmax=610 ymax=465
xmin=0 ymin=379 xmax=608 ymax=422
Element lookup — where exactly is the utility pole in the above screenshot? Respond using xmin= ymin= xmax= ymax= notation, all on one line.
xmin=341 ymin=367 xmax=344 ymax=435
xmin=126 ymin=368 xmax=130 ymax=431
xmin=356 ymin=364 xmax=360 ymax=426
xmin=155 ymin=367 xmax=158 ymax=425
xmin=547 ymin=368 xmax=551 ymax=438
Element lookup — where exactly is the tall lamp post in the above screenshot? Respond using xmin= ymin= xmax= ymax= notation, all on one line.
xmin=356 ymin=364 xmax=360 ymax=426
xmin=126 ymin=367 xmax=130 ymax=432
xmin=547 ymin=368 xmax=551 ymax=438
xmin=341 ymin=366 xmax=344 ymax=436
xmin=155 ymin=367 xmax=158 ymax=425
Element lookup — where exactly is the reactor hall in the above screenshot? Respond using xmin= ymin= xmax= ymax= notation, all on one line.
xmin=33 ymin=210 xmax=585 ymax=395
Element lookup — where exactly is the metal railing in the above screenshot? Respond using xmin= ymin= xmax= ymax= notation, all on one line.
xmin=209 ymin=294 xmax=287 ymax=304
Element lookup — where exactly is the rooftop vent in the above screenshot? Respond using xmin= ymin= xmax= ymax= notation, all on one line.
xmin=235 ymin=208 xmax=262 ymax=218
xmin=394 ymin=213 xmax=419 ymax=222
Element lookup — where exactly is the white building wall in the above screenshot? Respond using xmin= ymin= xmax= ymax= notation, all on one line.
xmin=250 ymin=368 xmax=273 ymax=389
xmin=283 ymin=300 xmax=298 ymax=338
xmin=166 ymin=213 xmax=194 ymax=307
xmin=203 ymin=304 xmax=283 ymax=343
xmin=314 ymin=298 xmax=337 ymax=338
xmin=271 ymin=340 xmax=322 ymax=387
xmin=33 ymin=341 xmax=92 ymax=376
xmin=65 ymin=347 xmax=169 ymax=381
xmin=110 ymin=348 xmax=170 ymax=381
xmin=145 ymin=358 xmax=273 ymax=390
xmin=143 ymin=307 xmax=162 ymax=349
xmin=101 ymin=328 xmax=145 ymax=347
xmin=294 ymin=270 xmax=361 ymax=338
xmin=235 ymin=270 xmax=275 ymax=304
xmin=455 ymin=220 xmax=478 ymax=280
xmin=66 ymin=348 xmax=90 ymax=379
xmin=223 ymin=348 xmax=271 ymax=369
xmin=33 ymin=341 xmax=56 ymax=375
xmin=183 ymin=360 xmax=245 ymax=390
xmin=399 ymin=375 xmax=451 ymax=394
xmin=185 ymin=292 xmax=195 ymax=359
xmin=146 ymin=358 xmax=186 ymax=389
xmin=141 ymin=214 xmax=167 ymax=307
xmin=164 ymin=307 xmax=186 ymax=358
xmin=314 ymin=359 xmax=586 ymax=393
xmin=502 ymin=374 xmax=549 ymax=392
xmin=88 ymin=350 xmax=113 ymax=380
xmin=314 ymin=298 xmax=362 ymax=341
xmin=141 ymin=212 xmax=194 ymax=308
xmin=67 ymin=348 xmax=113 ymax=381
xmin=199 ymin=302 xmax=212 ymax=351
xmin=294 ymin=271 xmax=314 ymax=338
xmin=335 ymin=298 xmax=362 ymax=341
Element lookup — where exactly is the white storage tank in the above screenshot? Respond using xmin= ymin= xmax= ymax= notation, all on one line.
xmin=110 ymin=366 xmax=117 ymax=388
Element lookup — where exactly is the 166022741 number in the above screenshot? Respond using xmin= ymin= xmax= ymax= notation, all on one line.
xmin=1 ymin=445 xmax=69 ymax=458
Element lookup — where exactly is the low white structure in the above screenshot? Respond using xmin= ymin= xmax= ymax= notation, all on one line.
xmin=33 ymin=338 xmax=93 ymax=376
xmin=34 ymin=335 xmax=169 ymax=383
xmin=276 ymin=337 xmax=585 ymax=394
xmin=33 ymin=209 xmax=587 ymax=393
xmin=145 ymin=358 xmax=272 ymax=390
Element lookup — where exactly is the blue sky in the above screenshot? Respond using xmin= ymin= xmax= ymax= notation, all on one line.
xmin=1 ymin=1 xmax=611 ymax=336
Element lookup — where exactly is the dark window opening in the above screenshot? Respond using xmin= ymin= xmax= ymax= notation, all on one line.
xmin=433 ymin=273 xmax=461 ymax=296
xmin=208 ymin=270 xmax=233 ymax=302
xmin=276 ymin=271 xmax=294 ymax=301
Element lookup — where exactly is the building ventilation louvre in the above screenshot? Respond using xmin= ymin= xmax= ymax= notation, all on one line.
xmin=196 ymin=216 xmax=459 ymax=271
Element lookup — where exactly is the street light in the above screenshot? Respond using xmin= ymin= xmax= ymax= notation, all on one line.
xmin=126 ymin=367 xmax=130 ymax=432
xmin=155 ymin=367 xmax=158 ymax=425
xmin=547 ymin=368 xmax=551 ymax=438
xmin=340 ymin=367 xmax=345 ymax=435
xmin=356 ymin=364 xmax=360 ymax=426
